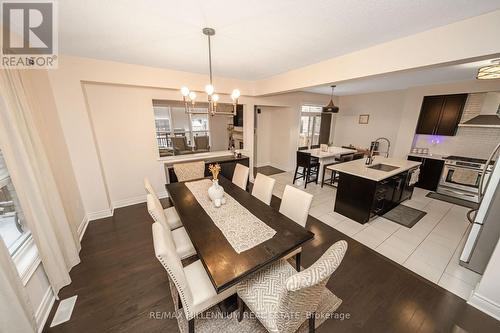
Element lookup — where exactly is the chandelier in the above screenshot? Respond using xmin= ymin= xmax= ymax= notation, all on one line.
xmin=180 ymin=28 xmax=240 ymax=116
xmin=322 ymin=85 xmax=339 ymax=113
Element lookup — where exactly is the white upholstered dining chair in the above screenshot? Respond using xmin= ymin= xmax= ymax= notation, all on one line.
xmin=147 ymin=194 xmax=196 ymax=260
xmin=232 ymin=163 xmax=249 ymax=190
xmin=279 ymin=185 xmax=313 ymax=270
xmin=251 ymin=173 xmax=276 ymax=205
xmin=144 ymin=177 xmax=182 ymax=230
xmin=152 ymin=222 xmax=236 ymax=333
xmin=279 ymin=185 xmax=313 ymax=227
xmin=237 ymin=240 xmax=348 ymax=333
xmin=173 ymin=161 xmax=205 ymax=182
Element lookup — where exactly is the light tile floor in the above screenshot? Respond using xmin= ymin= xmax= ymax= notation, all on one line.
xmin=268 ymin=171 xmax=481 ymax=300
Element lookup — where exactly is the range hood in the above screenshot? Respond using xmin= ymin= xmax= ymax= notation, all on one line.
xmin=459 ymin=92 xmax=500 ymax=128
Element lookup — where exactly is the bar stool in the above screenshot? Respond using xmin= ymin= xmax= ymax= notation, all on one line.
xmin=321 ymin=153 xmax=354 ymax=188
xmin=292 ymin=151 xmax=320 ymax=189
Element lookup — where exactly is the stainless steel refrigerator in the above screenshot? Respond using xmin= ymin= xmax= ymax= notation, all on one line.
xmin=460 ymin=146 xmax=500 ymax=274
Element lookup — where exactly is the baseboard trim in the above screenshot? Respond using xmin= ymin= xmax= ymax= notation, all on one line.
xmin=87 ymin=208 xmax=113 ymax=222
xmin=77 ymin=216 xmax=89 ymax=242
xmin=36 ymin=286 xmax=55 ymax=333
xmin=112 ymin=194 xmax=147 ymax=210
xmin=468 ymin=291 xmax=500 ymax=320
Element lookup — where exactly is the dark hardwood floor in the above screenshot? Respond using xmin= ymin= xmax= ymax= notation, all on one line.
xmin=43 ymin=197 xmax=500 ymax=333
xmin=253 ymin=165 xmax=285 ymax=177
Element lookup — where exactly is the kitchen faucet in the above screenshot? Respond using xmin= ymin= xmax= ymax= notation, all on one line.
xmin=366 ymin=137 xmax=391 ymax=165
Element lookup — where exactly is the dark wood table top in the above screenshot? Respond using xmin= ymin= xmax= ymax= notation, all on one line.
xmin=166 ymin=176 xmax=314 ymax=293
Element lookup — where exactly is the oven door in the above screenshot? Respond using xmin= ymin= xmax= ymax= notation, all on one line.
xmin=439 ymin=164 xmax=482 ymax=193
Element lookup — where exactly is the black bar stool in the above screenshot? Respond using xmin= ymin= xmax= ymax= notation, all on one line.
xmin=321 ymin=153 xmax=354 ymax=188
xmin=293 ymin=151 xmax=320 ymax=189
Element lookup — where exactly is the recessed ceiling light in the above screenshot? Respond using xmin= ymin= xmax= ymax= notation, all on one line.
xmin=477 ymin=60 xmax=500 ymax=80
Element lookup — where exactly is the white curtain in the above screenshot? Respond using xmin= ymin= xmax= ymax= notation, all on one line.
xmin=0 ymin=69 xmax=81 ymax=295
xmin=0 ymin=238 xmax=36 ymax=333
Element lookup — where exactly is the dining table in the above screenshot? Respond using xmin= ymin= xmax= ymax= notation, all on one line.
xmin=165 ymin=176 xmax=314 ymax=293
xmin=305 ymin=146 xmax=358 ymax=177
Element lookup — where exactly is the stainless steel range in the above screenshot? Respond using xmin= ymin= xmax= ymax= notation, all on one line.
xmin=437 ymin=155 xmax=494 ymax=203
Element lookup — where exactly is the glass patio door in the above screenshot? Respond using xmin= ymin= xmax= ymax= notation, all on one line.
xmin=298 ymin=114 xmax=321 ymax=149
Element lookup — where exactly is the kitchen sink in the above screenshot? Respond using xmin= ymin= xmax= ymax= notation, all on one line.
xmin=367 ymin=164 xmax=399 ymax=172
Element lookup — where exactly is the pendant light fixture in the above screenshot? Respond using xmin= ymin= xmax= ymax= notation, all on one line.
xmin=323 ymin=85 xmax=339 ymax=113
xmin=180 ymin=28 xmax=240 ymax=116
xmin=476 ymin=59 xmax=500 ymax=80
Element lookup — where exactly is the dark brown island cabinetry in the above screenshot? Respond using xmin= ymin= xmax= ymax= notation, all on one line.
xmin=415 ymin=94 xmax=468 ymax=136
xmin=407 ymin=156 xmax=444 ymax=191
xmin=334 ymin=169 xmax=418 ymax=224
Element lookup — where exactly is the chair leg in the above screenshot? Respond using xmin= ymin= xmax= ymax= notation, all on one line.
xmin=321 ymin=166 xmax=326 ymax=188
xmin=309 ymin=313 xmax=316 ymax=333
xmin=237 ymin=295 xmax=245 ymax=322
xmin=305 ymin=168 xmax=310 ymax=189
xmin=188 ymin=318 xmax=195 ymax=333
xmin=295 ymin=252 xmax=301 ymax=272
xmin=293 ymin=166 xmax=299 ymax=184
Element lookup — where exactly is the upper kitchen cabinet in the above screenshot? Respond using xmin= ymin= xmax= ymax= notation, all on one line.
xmin=415 ymin=94 xmax=468 ymax=136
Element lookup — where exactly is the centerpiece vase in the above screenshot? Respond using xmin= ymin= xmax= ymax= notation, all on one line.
xmin=208 ymin=179 xmax=224 ymax=207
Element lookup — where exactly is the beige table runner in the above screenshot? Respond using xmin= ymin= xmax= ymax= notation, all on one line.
xmin=185 ymin=179 xmax=276 ymax=253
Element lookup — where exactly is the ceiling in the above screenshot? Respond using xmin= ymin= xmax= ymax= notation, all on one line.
xmin=302 ymin=59 xmax=500 ymax=96
xmin=58 ymin=0 xmax=500 ymax=80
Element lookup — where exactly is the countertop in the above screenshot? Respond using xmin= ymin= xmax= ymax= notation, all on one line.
xmin=306 ymin=147 xmax=357 ymax=158
xmin=407 ymin=153 xmax=445 ymax=160
xmin=327 ymin=157 xmax=421 ymax=182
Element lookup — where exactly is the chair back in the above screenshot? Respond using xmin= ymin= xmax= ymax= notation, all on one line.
xmin=338 ymin=153 xmax=354 ymax=163
xmin=353 ymin=152 xmax=365 ymax=160
xmin=152 ymin=222 xmax=194 ymax=319
xmin=232 ymin=163 xmax=249 ymax=190
xmin=144 ymin=178 xmax=164 ymax=213
xmin=194 ymin=135 xmax=210 ymax=150
xmin=171 ymin=136 xmax=188 ymax=151
xmin=146 ymin=194 xmax=169 ymax=229
xmin=296 ymin=151 xmax=313 ymax=168
xmin=276 ymin=240 xmax=348 ymax=333
xmin=279 ymin=185 xmax=313 ymax=227
xmin=173 ymin=161 xmax=205 ymax=182
xmin=251 ymin=173 xmax=276 ymax=205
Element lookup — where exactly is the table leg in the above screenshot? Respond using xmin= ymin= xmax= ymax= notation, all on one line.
xmin=295 ymin=252 xmax=301 ymax=272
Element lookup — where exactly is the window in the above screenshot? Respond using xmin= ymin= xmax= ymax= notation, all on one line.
xmin=298 ymin=105 xmax=322 ymax=149
xmin=0 ymin=150 xmax=30 ymax=256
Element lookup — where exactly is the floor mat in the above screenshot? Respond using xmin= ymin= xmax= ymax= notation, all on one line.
xmin=426 ymin=192 xmax=478 ymax=209
xmin=383 ymin=205 xmax=426 ymax=228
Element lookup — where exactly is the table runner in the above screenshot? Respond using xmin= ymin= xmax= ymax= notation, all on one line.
xmin=185 ymin=179 xmax=276 ymax=253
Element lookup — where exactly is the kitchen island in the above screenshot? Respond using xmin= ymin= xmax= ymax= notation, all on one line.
xmin=327 ymin=157 xmax=421 ymax=224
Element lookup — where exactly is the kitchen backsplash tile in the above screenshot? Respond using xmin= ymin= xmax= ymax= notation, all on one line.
xmin=412 ymin=127 xmax=500 ymax=159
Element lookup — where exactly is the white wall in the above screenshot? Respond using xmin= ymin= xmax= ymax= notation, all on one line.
xmin=256 ymin=106 xmax=297 ymax=171
xmin=333 ymin=90 xmax=406 ymax=154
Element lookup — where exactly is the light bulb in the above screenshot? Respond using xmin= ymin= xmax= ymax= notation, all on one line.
xmin=212 ymin=94 xmax=220 ymax=103
xmin=188 ymin=91 xmax=197 ymax=100
xmin=231 ymin=89 xmax=240 ymax=101
xmin=180 ymin=86 xmax=190 ymax=97
xmin=205 ymin=84 xmax=215 ymax=96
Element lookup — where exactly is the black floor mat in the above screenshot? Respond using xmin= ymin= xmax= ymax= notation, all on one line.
xmin=426 ymin=192 xmax=478 ymax=209
xmin=383 ymin=205 xmax=426 ymax=228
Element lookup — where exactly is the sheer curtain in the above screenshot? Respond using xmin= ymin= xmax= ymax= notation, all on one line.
xmin=0 ymin=238 xmax=36 ymax=332
xmin=0 ymin=69 xmax=80 ymax=295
